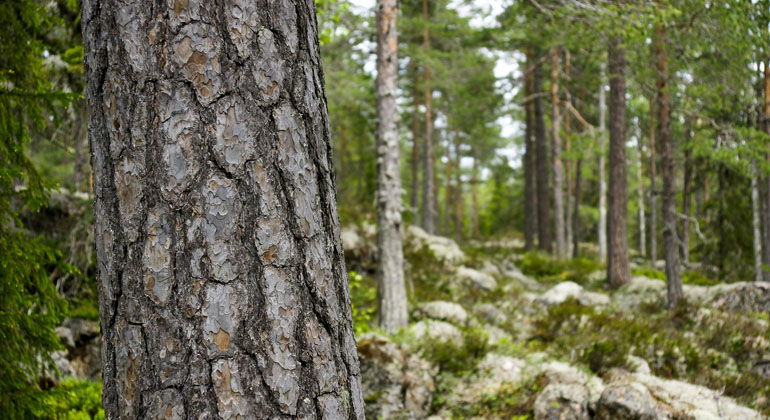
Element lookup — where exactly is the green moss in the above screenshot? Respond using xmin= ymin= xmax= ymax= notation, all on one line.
xmin=632 ymin=267 xmax=666 ymax=280
xmin=531 ymin=298 xmax=770 ymax=415
xmin=446 ymin=374 xmax=547 ymax=419
xmin=68 ymin=299 xmax=100 ymax=322
xmin=420 ymin=326 xmax=491 ymax=375
xmin=518 ymin=252 xmax=603 ymax=285
xmin=348 ymin=271 xmax=376 ymax=335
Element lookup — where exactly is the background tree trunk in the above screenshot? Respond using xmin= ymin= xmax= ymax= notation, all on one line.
xmin=637 ymin=131 xmax=647 ymax=257
xmin=84 ymin=1 xmax=364 ymax=418
xmin=607 ymin=36 xmax=631 ymax=288
xmin=598 ymin=60 xmax=608 ymax=262
xmin=649 ymin=101 xmax=659 ymax=266
xmin=376 ymin=0 xmax=408 ymax=333
xmin=655 ymin=24 xmax=683 ymax=307
xmin=681 ymin=139 xmax=692 ymax=266
xmin=535 ymin=50 xmax=552 ymax=253
xmin=524 ymin=50 xmax=538 ymax=251
xmin=471 ymin=157 xmax=480 ymax=237
xmin=550 ymin=48 xmax=566 ymax=260
xmin=410 ymin=64 xmax=422 ymax=222
xmin=421 ymin=0 xmax=436 ymax=234
xmin=763 ymin=59 xmax=770 ymax=281
xmin=752 ymin=163 xmax=763 ymax=282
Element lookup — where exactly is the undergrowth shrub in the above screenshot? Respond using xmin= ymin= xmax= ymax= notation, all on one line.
xmin=519 ymin=252 xmax=603 ymax=285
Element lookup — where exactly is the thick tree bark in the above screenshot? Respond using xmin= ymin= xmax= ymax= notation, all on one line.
xmin=550 ymin=48 xmax=566 ymax=260
xmin=524 ymin=50 xmax=538 ymax=251
xmin=655 ymin=25 xmax=683 ymax=307
xmin=83 ymin=1 xmax=364 ymax=418
xmin=421 ymin=0 xmax=436 ymax=234
xmin=606 ymin=36 xmax=631 ymax=288
xmin=376 ymin=0 xmax=407 ymax=333
xmin=598 ymin=60 xmax=608 ymax=262
xmin=534 ymin=50 xmax=552 ymax=252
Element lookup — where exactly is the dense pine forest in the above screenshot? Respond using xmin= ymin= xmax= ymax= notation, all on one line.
xmin=2 ymin=0 xmax=770 ymax=418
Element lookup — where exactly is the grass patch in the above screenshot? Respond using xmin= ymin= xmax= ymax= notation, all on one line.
xmin=518 ymin=252 xmax=603 ymax=286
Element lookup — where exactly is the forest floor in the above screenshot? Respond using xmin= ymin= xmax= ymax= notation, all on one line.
xmin=343 ymin=224 xmax=770 ymax=419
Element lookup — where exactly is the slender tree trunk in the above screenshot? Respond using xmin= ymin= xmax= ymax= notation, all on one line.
xmin=455 ymin=141 xmax=464 ymax=240
xmin=680 ymin=135 xmax=692 ymax=266
xmin=655 ymin=25 xmax=683 ymax=307
xmin=637 ymin=132 xmax=647 ymax=257
xmin=524 ymin=49 xmax=538 ymax=250
xmin=535 ymin=49 xmax=552 ymax=253
xmin=649 ymin=106 xmax=658 ymax=266
xmin=607 ymin=36 xmax=631 ymax=288
xmin=573 ymin=158 xmax=582 ymax=258
xmin=550 ymin=48 xmax=566 ymax=260
xmin=471 ymin=157 xmax=480 ymax=237
xmin=762 ymin=59 xmax=770 ymax=280
xmin=421 ymin=0 xmax=436 ymax=234
xmin=443 ymin=142 xmax=452 ymax=235
xmin=376 ymin=0 xmax=408 ymax=333
xmin=564 ymin=51 xmax=573 ymax=257
xmin=753 ymin=163 xmax=764 ymax=282
xmin=72 ymin=104 xmax=86 ymax=191
xmin=83 ymin=1 xmax=365 ymax=418
xmin=598 ymin=59 xmax=608 ymax=262
xmin=410 ymin=64 xmax=421 ymax=222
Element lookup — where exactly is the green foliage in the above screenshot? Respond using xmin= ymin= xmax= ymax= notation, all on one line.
xmin=420 ymin=326 xmax=491 ymax=375
xmin=36 ymin=378 xmax=104 ymax=420
xmin=519 ymin=252 xmax=603 ymax=285
xmin=445 ymin=375 xmax=547 ymax=419
xmin=348 ymin=271 xmax=376 ymax=335
xmin=0 ymin=232 xmax=69 ymax=417
xmin=533 ymin=298 xmax=770 ymax=414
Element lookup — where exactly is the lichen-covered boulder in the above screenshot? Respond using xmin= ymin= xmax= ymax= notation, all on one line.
xmin=534 ymin=383 xmax=591 ymax=420
xmin=415 ymin=301 xmax=469 ymax=325
xmin=406 ymin=225 xmax=465 ymax=264
xmin=456 ymin=266 xmax=497 ymax=291
xmin=709 ymin=281 xmax=770 ymax=313
xmin=536 ymin=282 xmax=610 ymax=307
xmin=595 ymin=382 xmax=661 ymax=420
xmin=409 ymin=320 xmax=463 ymax=347
xmin=357 ymin=333 xmax=436 ymax=419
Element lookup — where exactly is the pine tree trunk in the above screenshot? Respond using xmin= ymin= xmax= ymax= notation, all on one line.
xmin=753 ymin=163 xmax=764 ymax=282
xmin=524 ymin=49 xmax=538 ymax=251
xmin=637 ymin=133 xmax=647 ymax=257
xmin=681 ymin=140 xmax=692 ymax=266
xmin=442 ymin=143 xmax=452 ymax=236
xmin=762 ymin=60 xmax=770 ymax=281
xmin=471 ymin=157 xmax=479 ymax=238
xmin=607 ymin=36 xmax=631 ymax=288
xmin=655 ymin=24 xmax=683 ymax=307
xmin=550 ymin=48 xmax=566 ymax=260
xmin=421 ymin=0 xmax=436 ymax=234
xmin=573 ymin=157 xmax=582 ymax=258
xmin=83 ymin=1 xmax=365 ymax=418
xmin=410 ymin=64 xmax=421 ymax=221
xmin=649 ymin=103 xmax=659 ymax=266
xmin=535 ymin=49 xmax=552 ymax=253
xmin=376 ymin=0 xmax=408 ymax=333
xmin=455 ymin=142 xmax=464 ymax=240
xmin=598 ymin=60 xmax=608 ymax=262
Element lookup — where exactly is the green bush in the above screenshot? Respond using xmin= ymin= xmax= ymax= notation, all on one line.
xmin=348 ymin=271 xmax=376 ymax=335
xmin=420 ymin=326 xmax=491 ymax=375
xmin=519 ymin=252 xmax=603 ymax=285
xmin=36 ymin=379 xmax=104 ymax=420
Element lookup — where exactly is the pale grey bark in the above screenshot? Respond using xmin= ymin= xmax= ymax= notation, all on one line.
xmin=598 ymin=60 xmax=608 ymax=263
xmin=83 ymin=1 xmax=364 ymax=418
xmin=375 ymin=0 xmax=407 ymax=333
xmin=753 ymin=163 xmax=763 ymax=282
xmin=550 ymin=48 xmax=566 ymax=260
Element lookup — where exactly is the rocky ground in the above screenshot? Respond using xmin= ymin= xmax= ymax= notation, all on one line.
xmin=344 ymin=225 xmax=770 ymax=419
xmin=50 ymin=224 xmax=770 ymax=419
